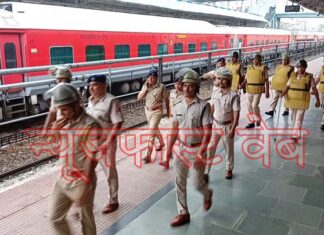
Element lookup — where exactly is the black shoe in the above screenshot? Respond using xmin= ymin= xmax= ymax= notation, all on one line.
xmin=321 ymin=125 xmax=324 ymax=131
xmin=282 ymin=110 xmax=289 ymax=116
xmin=265 ymin=110 xmax=274 ymax=116
xmin=245 ymin=123 xmax=255 ymax=129
xmin=203 ymin=174 xmax=209 ymax=183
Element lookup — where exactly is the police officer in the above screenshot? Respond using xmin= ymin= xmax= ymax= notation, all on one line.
xmin=48 ymin=84 xmax=100 ymax=235
xmin=137 ymin=67 xmax=170 ymax=163
xmin=226 ymin=51 xmax=244 ymax=92
xmin=160 ymin=69 xmax=186 ymax=169
xmin=43 ymin=66 xmax=72 ymax=131
xmin=282 ymin=60 xmax=320 ymax=139
xmin=205 ymin=67 xmax=240 ymax=180
xmin=315 ymin=64 xmax=324 ymax=130
xmin=86 ymin=74 xmax=123 ymax=214
xmin=165 ymin=70 xmax=213 ymax=227
xmin=265 ymin=52 xmax=294 ymax=117
xmin=243 ymin=54 xmax=270 ymax=128
xmin=201 ymin=57 xmax=226 ymax=81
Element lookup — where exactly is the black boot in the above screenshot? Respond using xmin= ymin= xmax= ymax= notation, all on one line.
xmin=265 ymin=110 xmax=274 ymax=116
xmin=245 ymin=123 xmax=255 ymax=129
xmin=282 ymin=110 xmax=289 ymax=116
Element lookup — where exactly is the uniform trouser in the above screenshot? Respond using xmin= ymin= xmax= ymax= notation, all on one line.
xmin=321 ymin=93 xmax=324 ymax=125
xmin=48 ymin=177 xmax=97 ymax=235
xmin=247 ymin=93 xmax=262 ymax=123
xmin=173 ymin=143 xmax=210 ymax=215
xmin=99 ymin=139 xmax=119 ymax=204
xmin=205 ymin=123 xmax=234 ymax=174
xmin=270 ymin=90 xmax=288 ymax=112
xmin=144 ymin=108 xmax=164 ymax=150
xmin=290 ymin=109 xmax=305 ymax=138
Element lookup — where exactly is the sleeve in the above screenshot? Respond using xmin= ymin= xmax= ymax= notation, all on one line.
xmin=109 ymin=99 xmax=123 ymax=124
xmin=232 ymin=94 xmax=241 ymax=112
xmin=172 ymin=104 xmax=179 ymax=124
xmin=201 ymin=103 xmax=213 ymax=126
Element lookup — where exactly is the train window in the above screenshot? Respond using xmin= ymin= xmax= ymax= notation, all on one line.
xmin=188 ymin=43 xmax=196 ymax=53
xmin=266 ymin=40 xmax=269 ymax=44
xmin=238 ymin=39 xmax=243 ymax=48
xmin=86 ymin=45 xmax=105 ymax=62
xmin=230 ymin=39 xmax=234 ymax=48
xmin=211 ymin=42 xmax=217 ymax=50
xmin=249 ymin=41 xmax=254 ymax=46
xmin=115 ymin=45 xmax=130 ymax=59
xmin=138 ymin=44 xmax=151 ymax=57
xmin=200 ymin=42 xmax=207 ymax=52
xmin=256 ymin=40 xmax=260 ymax=45
xmin=174 ymin=43 xmax=183 ymax=54
xmin=4 ymin=43 xmax=17 ymax=69
xmin=50 ymin=47 xmax=73 ymax=65
xmin=157 ymin=44 xmax=168 ymax=55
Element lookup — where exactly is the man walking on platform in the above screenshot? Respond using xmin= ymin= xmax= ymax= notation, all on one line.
xmin=165 ymin=70 xmax=213 ymax=227
xmin=265 ymin=52 xmax=294 ymax=117
xmin=48 ymin=84 xmax=100 ymax=235
xmin=137 ymin=67 xmax=170 ymax=163
xmin=226 ymin=51 xmax=244 ymax=92
xmin=242 ymin=54 xmax=269 ymax=128
xmin=86 ymin=74 xmax=123 ymax=214
xmin=205 ymin=67 xmax=240 ymax=180
xmin=315 ymin=64 xmax=324 ymax=131
xmin=282 ymin=60 xmax=320 ymax=139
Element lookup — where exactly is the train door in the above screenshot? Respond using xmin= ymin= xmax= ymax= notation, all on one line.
xmin=0 ymin=33 xmax=24 ymax=87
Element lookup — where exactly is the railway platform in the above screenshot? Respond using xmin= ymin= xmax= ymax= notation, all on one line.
xmin=0 ymin=57 xmax=323 ymax=235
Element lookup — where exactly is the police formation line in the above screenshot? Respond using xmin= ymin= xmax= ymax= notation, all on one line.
xmin=44 ymin=52 xmax=324 ymax=234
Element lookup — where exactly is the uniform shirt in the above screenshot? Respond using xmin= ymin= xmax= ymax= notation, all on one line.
xmin=287 ymin=73 xmax=316 ymax=88
xmin=210 ymin=86 xmax=220 ymax=105
xmin=58 ymin=112 xmax=101 ymax=188
xmin=169 ymin=89 xmax=184 ymax=115
xmin=86 ymin=93 xmax=123 ymax=129
xmin=141 ymin=83 xmax=168 ymax=109
xmin=173 ymin=96 xmax=212 ymax=145
xmin=211 ymin=89 xmax=240 ymax=123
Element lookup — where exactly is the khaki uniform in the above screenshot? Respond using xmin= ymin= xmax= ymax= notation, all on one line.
xmin=285 ymin=72 xmax=316 ymax=137
xmin=246 ymin=64 xmax=267 ymax=122
xmin=48 ymin=113 xmax=100 ymax=235
xmin=206 ymin=89 xmax=240 ymax=173
xmin=172 ymin=96 xmax=212 ymax=214
xmin=169 ymin=89 xmax=184 ymax=117
xmin=86 ymin=93 xmax=123 ymax=204
xmin=269 ymin=64 xmax=294 ymax=112
xmin=226 ymin=62 xmax=243 ymax=92
xmin=318 ymin=66 xmax=324 ymax=125
xmin=141 ymin=83 xmax=168 ymax=148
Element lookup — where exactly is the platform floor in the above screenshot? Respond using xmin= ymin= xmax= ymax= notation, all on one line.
xmin=0 ymin=57 xmax=323 ymax=235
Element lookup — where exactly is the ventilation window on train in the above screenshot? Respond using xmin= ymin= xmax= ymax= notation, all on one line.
xmin=50 ymin=47 xmax=73 ymax=65
xmin=86 ymin=45 xmax=105 ymax=62
xmin=188 ymin=43 xmax=196 ymax=53
xmin=200 ymin=42 xmax=207 ymax=52
xmin=174 ymin=43 xmax=183 ymax=54
xmin=138 ymin=44 xmax=151 ymax=57
xmin=157 ymin=44 xmax=168 ymax=55
xmin=211 ymin=42 xmax=217 ymax=50
xmin=4 ymin=43 xmax=17 ymax=69
xmin=115 ymin=45 xmax=130 ymax=59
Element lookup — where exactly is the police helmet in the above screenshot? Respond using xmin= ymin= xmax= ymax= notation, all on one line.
xmin=216 ymin=67 xmax=233 ymax=81
xmin=50 ymin=66 xmax=72 ymax=81
xmin=52 ymin=84 xmax=81 ymax=107
xmin=281 ymin=52 xmax=289 ymax=60
xmin=182 ymin=70 xmax=200 ymax=86
xmin=175 ymin=68 xmax=196 ymax=82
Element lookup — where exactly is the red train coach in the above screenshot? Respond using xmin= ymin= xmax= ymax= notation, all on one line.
xmin=0 ymin=2 xmax=295 ymax=121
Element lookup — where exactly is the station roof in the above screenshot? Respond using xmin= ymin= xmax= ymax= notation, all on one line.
xmin=294 ymin=0 xmax=324 ymax=14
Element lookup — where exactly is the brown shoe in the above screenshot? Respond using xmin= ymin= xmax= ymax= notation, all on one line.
xmin=204 ymin=190 xmax=213 ymax=211
xmin=170 ymin=214 xmax=190 ymax=227
xmin=143 ymin=155 xmax=151 ymax=164
xmin=102 ymin=202 xmax=119 ymax=214
xmin=159 ymin=161 xmax=169 ymax=169
xmin=225 ymin=170 xmax=233 ymax=179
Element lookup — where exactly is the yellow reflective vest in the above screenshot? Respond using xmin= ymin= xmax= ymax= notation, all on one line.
xmin=271 ymin=64 xmax=294 ymax=91
xmin=226 ymin=62 xmax=241 ymax=92
xmin=246 ymin=65 xmax=265 ymax=94
xmin=319 ymin=66 xmax=324 ymax=93
xmin=284 ymin=72 xmax=311 ymax=110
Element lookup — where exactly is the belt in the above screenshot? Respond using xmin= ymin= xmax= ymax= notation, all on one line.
xmin=180 ymin=141 xmax=202 ymax=148
xmin=320 ymin=81 xmax=324 ymax=84
xmin=214 ymin=120 xmax=232 ymax=125
xmin=145 ymin=105 xmax=162 ymax=111
xmin=289 ymin=87 xmax=309 ymax=92
xmin=247 ymin=83 xmax=264 ymax=86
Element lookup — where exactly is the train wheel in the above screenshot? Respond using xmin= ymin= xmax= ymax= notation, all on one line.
xmin=130 ymin=81 xmax=141 ymax=92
